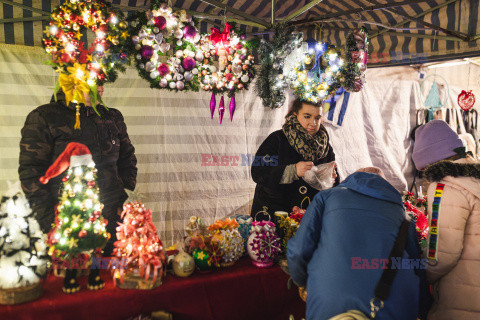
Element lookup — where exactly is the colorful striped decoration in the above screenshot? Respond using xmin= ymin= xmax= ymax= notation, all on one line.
xmin=428 ymin=183 xmax=445 ymax=263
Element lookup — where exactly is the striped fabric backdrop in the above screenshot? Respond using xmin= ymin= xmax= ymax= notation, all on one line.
xmin=0 ymin=43 xmax=287 ymax=246
xmin=309 ymin=0 xmax=480 ymax=66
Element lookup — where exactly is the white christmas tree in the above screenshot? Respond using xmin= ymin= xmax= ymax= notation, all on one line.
xmin=0 ymin=182 xmax=48 ymax=289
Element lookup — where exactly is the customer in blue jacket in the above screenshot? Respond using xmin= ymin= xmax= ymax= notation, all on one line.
xmin=287 ymin=168 xmax=422 ymax=320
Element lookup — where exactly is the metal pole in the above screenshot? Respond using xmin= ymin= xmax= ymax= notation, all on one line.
xmin=199 ymin=0 xmax=270 ymax=27
xmin=282 ymin=0 xmax=325 ymax=23
xmin=0 ymin=0 xmax=50 ymax=15
xmin=370 ymin=0 xmax=463 ymax=39
xmin=291 ymin=0 xmax=429 ymax=26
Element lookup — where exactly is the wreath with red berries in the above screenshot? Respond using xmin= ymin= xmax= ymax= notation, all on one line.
xmin=42 ymin=0 xmax=129 ymax=86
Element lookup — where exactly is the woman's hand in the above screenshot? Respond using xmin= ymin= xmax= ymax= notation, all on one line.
xmin=332 ymin=162 xmax=338 ymax=179
xmin=296 ymin=161 xmax=314 ymax=177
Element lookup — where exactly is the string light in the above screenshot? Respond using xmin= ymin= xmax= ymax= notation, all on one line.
xmin=74 ymin=184 xmax=82 ymax=192
xmin=74 ymin=167 xmax=82 ymax=176
xmin=110 ymin=15 xmax=118 ymax=25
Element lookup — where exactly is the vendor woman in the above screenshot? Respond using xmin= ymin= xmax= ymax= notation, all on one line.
xmin=251 ymin=98 xmax=338 ymax=219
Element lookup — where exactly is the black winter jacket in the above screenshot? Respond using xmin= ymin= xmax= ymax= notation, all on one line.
xmin=250 ymin=129 xmax=336 ymax=219
xmin=19 ymin=93 xmax=137 ymax=232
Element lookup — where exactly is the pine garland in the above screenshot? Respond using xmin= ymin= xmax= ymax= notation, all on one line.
xmin=256 ymin=23 xmax=303 ymax=109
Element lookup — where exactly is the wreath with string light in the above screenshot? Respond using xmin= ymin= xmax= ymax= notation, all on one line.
xmin=42 ymin=0 xmax=129 ymax=89
xmin=287 ymin=43 xmax=344 ymax=103
xmin=126 ymin=1 xmax=201 ymax=91
xmin=256 ymin=23 xmax=303 ymax=109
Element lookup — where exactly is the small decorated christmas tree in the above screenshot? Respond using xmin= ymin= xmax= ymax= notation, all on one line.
xmin=113 ymin=202 xmax=166 ymax=289
xmin=0 ymin=182 xmax=48 ymax=304
xmin=42 ymin=142 xmax=109 ymax=293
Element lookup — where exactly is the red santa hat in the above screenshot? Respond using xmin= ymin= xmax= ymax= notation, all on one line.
xmin=39 ymin=142 xmax=93 ymax=184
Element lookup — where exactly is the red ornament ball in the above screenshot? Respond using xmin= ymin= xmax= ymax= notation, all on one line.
xmin=458 ymin=90 xmax=476 ymax=111
xmin=78 ymin=230 xmax=87 ymax=238
xmin=157 ymin=63 xmax=170 ymax=76
xmin=62 ymin=175 xmax=69 ymax=182
xmin=154 ymin=16 xmax=167 ymax=30
xmin=87 ymin=180 xmax=96 ymax=188
xmin=61 ymin=53 xmax=72 ymax=63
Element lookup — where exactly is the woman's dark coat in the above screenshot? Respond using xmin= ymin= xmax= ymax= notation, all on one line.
xmin=250 ymin=129 xmax=336 ymax=218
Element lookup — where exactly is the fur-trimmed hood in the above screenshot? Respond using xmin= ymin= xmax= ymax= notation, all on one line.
xmin=424 ymin=158 xmax=480 ymax=199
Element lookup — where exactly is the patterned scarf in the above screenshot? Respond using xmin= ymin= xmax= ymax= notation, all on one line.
xmin=282 ymin=115 xmax=330 ymax=161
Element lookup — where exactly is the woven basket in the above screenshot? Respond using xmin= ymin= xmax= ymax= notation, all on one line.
xmin=0 ymin=282 xmax=43 ymax=305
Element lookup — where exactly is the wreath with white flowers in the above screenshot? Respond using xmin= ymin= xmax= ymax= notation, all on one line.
xmin=42 ymin=0 xmax=129 ymax=87
xmin=126 ymin=2 xmax=201 ymax=91
xmin=198 ymin=23 xmax=256 ymax=96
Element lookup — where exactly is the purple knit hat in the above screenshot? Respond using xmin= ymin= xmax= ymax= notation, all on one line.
xmin=412 ymin=120 xmax=464 ymax=170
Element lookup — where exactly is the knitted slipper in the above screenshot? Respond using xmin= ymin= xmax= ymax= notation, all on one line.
xmin=87 ymin=269 xmax=105 ymax=291
xmin=63 ymin=269 xmax=80 ymax=294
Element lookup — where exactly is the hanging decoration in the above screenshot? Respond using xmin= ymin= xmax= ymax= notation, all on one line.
xmin=403 ymin=191 xmax=429 ymax=248
xmin=0 ymin=182 xmax=48 ymax=304
xmin=281 ymin=27 xmax=369 ymax=105
xmin=285 ymin=41 xmax=344 ymax=103
xmin=113 ymin=202 xmax=166 ymax=287
xmin=342 ymin=27 xmax=369 ymax=92
xmin=42 ymin=0 xmax=129 ymax=114
xmin=421 ymin=74 xmax=450 ymax=121
xmin=126 ymin=1 xmax=201 ymax=91
xmin=198 ymin=22 xmax=257 ymax=123
xmin=458 ymin=90 xmax=476 ymax=111
xmin=256 ymin=23 xmax=303 ymax=108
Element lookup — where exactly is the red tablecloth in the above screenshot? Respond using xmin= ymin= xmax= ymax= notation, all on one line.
xmin=1 ymin=258 xmax=305 ymax=320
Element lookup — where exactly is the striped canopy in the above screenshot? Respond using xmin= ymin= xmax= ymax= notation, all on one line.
xmin=1 ymin=0 xmax=479 ymax=66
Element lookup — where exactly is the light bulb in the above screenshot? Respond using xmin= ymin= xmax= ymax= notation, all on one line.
xmin=74 ymin=167 xmax=82 ymax=176
xmin=74 ymin=184 xmax=82 ymax=192
xmin=72 ymin=223 xmax=78 ymax=228
xmin=50 ymin=25 xmax=58 ymax=34
xmin=76 ymin=68 xmax=84 ymax=79
xmin=85 ymin=199 xmax=93 ymax=208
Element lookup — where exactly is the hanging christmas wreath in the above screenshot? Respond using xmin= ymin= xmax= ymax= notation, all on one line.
xmin=42 ymin=0 xmax=129 ymax=109
xmin=282 ymin=27 xmax=369 ymax=104
xmin=256 ymin=23 xmax=303 ymax=109
xmin=126 ymin=1 xmax=201 ymax=91
xmin=285 ymin=41 xmax=344 ymax=103
xmin=342 ymin=27 xmax=369 ymax=92
xmin=198 ymin=23 xmax=257 ymax=123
